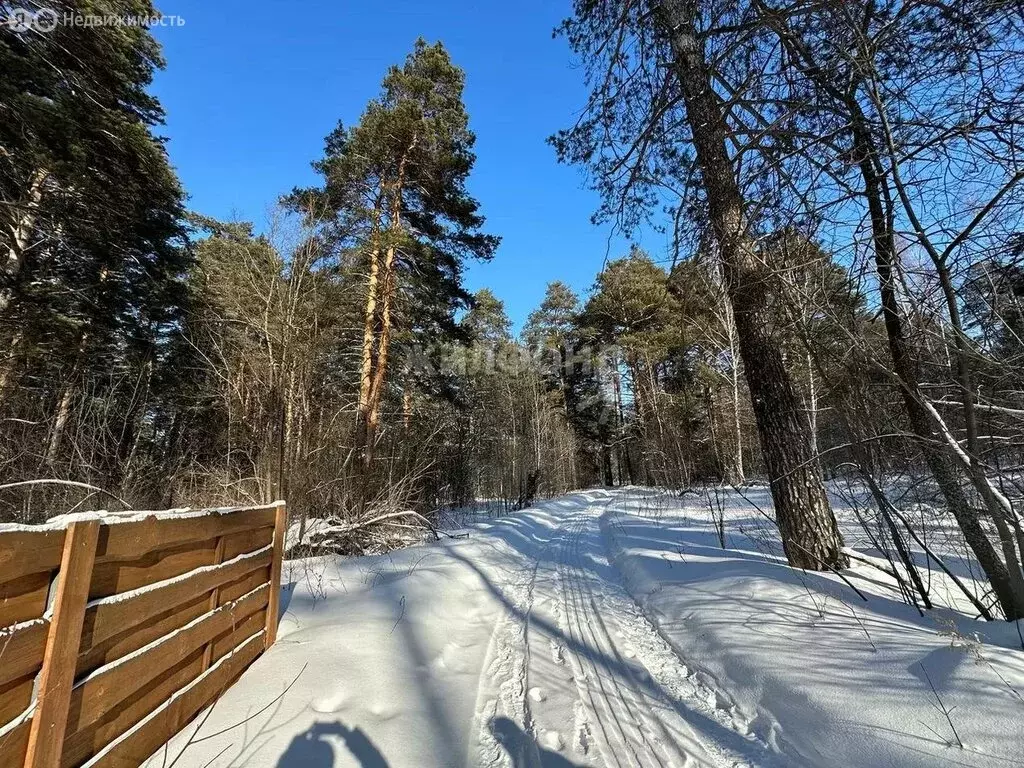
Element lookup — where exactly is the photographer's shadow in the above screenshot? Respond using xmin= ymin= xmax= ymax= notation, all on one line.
xmin=277 ymin=721 xmax=388 ymax=768
xmin=490 ymin=717 xmax=584 ymax=767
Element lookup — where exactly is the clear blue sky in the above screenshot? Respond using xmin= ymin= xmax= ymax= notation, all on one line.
xmin=151 ymin=0 xmax=668 ymax=330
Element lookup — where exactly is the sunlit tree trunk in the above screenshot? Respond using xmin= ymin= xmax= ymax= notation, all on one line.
xmin=1 ymin=169 xmax=48 ymax=315
xmin=364 ymin=140 xmax=416 ymax=469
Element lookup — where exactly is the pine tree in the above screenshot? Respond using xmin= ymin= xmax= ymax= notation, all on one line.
xmin=523 ymin=281 xmax=581 ymax=417
xmin=523 ymin=281 xmax=579 ymax=350
xmin=579 ymin=250 xmax=687 ymax=484
xmin=0 ymin=1 xmax=188 ymax=503
xmin=292 ymin=39 xmax=498 ymax=471
xmin=553 ymin=0 xmax=848 ymax=569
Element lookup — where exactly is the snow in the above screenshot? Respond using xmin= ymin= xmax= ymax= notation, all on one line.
xmin=144 ymin=487 xmax=1024 ymax=768
xmin=0 ymin=617 xmax=46 ymax=639
xmin=0 ymin=704 xmax=31 ymax=740
xmin=603 ymin=489 xmax=1024 ymax=767
xmin=0 ymin=500 xmax=283 ymax=533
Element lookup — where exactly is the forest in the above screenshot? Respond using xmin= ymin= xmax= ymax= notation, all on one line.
xmin=2 ymin=0 xmax=1024 ymax=631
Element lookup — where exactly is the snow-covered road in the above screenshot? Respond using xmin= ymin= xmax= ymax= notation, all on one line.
xmin=142 ymin=488 xmax=1024 ymax=768
xmin=467 ymin=494 xmax=766 ymax=768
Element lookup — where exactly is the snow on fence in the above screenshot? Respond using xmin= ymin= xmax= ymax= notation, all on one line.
xmin=0 ymin=501 xmax=287 ymax=768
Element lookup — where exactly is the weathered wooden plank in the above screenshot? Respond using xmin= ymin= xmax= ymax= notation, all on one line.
xmin=0 ymin=528 xmax=66 ymax=583
xmin=0 ymin=618 xmax=48 ymax=687
xmin=265 ymin=503 xmax=287 ymax=648
xmin=61 ymin=650 xmax=205 ymax=768
xmin=0 ymin=674 xmax=33 ymax=725
xmin=0 ymin=504 xmax=281 ymax=767
xmin=93 ymin=507 xmax=277 ymax=564
xmin=87 ymin=539 xmax=219 ymax=601
xmin=0 ymin=507 xmax=275 ymax=582
xmin=88 ymin=632 xmax=264 ymax=768
xmin=221 ymin=526 xmax=273 ymax=560
xmin=66 ymin=585 xmax=269 ymax=736
xmin=26 ymin=520 xmax=100 ymax=768
xmin=217 ymin=566 xmax=270 ymax=605
xmin=210 ymin=607 xmax=266 ymax=666
xmin=76 ymin=595 xmax=208 ymax=679
xmin=81 ymin=546 xmax=272 ymax=652
xmin=0 ymin=570 xmax=52 ymax=627
xmin=0 ymin=716 xmax=31 ymax=768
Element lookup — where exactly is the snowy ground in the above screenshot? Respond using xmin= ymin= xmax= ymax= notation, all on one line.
xmin=142 ymin=487 xmax=1024 ymax=768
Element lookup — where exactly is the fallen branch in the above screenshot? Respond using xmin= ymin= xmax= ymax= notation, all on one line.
xmin=844 ymin=550 xmax=902 ymax=582
xmin=322 ymin=510 xmax=442 ymax=541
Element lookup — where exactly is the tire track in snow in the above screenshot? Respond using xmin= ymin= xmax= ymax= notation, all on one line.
xmin=559 ymin=511 xmax=699 ymax=767
xmin=468 ymin=516 xmax=555 ymax=768
xmin=596 ymin=502 xmax=789 ymax=768
xmin=559 ymin=515 xmax=650 ymax=766
xmin=470 ymin=495 xmax=776 ymax=768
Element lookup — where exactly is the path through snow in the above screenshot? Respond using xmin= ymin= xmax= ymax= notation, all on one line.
xmin=139 ymin=488 xmax=1024 ymax=768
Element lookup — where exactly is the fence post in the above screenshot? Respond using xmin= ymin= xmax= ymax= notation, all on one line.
xmin=264 ymin=502 xmax=287 ymax=648
xmin=25 ymin=519 xmax=100 ymax=768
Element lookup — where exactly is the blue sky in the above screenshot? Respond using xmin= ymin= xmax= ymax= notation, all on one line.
xmin=150 ymin=0 xmax=670 ymax=331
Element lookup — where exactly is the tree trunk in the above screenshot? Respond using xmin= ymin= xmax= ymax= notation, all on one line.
xmin=362 ymin=139 xmax=416 ymax=470
xmin=356 ymin=241 xmax=382 ymax=454
xmin=610 ymin=358 xmax=634 ymax=485
xmin=364 ymin=244 xmax=395 ymax=467
xmin=730 ymin=356 xmax=745 ymax=485
xmin=629 ymin=356 xmax=652 ymax=482
xmin=656 ymin=0 xmax=847 ymax=570
xmin=806 ymin=351 xmax=821 ymax=473
xmin=0 ymin=328 xmax=23 ymax=400
xmin=46 ymin=332 xmax=88 ymax=466
xmin=722 ymin=294 xmax=746 ymax=484
xmin=116 ymin=357 xmax=154 ymax=495
xmin=46 ymin=384 xmax=75 ymax=466
xmin=1 ymin=169 xmax=48 ymax=316
xmin=850 ymin=117 xmax=1024 ymax=618
xmin=705 ymin=381 xmax=725 ymax=480
xmin=403 ymin=384 xmax=413 ymax=431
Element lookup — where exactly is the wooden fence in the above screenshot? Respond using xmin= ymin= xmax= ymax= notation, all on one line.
xmin=0 ymin=501 xmax=287 ymax=768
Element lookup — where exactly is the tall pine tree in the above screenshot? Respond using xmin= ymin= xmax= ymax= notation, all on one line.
xmin=291 ymin=39 xmax=498 ymax=471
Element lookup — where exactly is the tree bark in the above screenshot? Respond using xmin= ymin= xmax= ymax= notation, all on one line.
xmin=403 ymin=384 xmax=413 ymax=431
xmin=727 ymin=317 xmax=745 ymax=485
xmin=364 ymin=243 xmax=395 ymax=466
xmin=0 ymin=328 xmax=23 ymax=400
xmin=46 ymin=332 xmax=88 ymax=466
xmin=1 ymin=169 xmax=48 ymax=316
xmin=655 ymin=0 xmax=847 ymax=569
xmin=805 ymin=351 xmax=821 ymax=473
xmin=362 ymin=138 xmax=417 ymax=469
xmin=356 ymin=195 xmax=385 ymax=457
